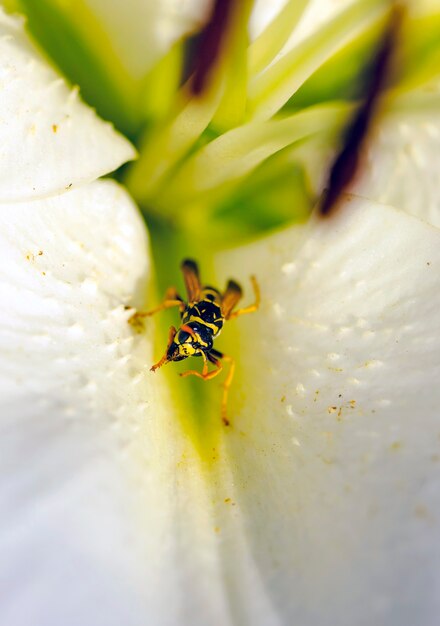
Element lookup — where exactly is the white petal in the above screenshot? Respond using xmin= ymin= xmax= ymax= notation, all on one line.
xmin=0 ymin=179 xmax=253 ymax=625
xmin=216 ymin=195 xmax=440 ymax=625
xmin=0 ymin=9 xmax=135 ymax=202
xmin=0 ymin=181 xmax=152 ymax=623
xmin=292 ymin=89 xmax=440 ymax=230
xmin=80 ymin=0 xmax=212 ymax=78
xmin=2 ymin=186 xmax=440 ymax=624
xmin=353 ymin=93 xmax=440 ymax=228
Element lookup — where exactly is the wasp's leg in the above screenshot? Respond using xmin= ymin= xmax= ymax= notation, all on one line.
xmin=209 ymin=349 xmax=235 ymax=426
xmin=131 ymin=287 xmax=185 ymax=320
xmin=129 ymin=287 xmax=185 ymax=330
xmin=226 ymin=275 xmax=260 ymax=320
xmin=180 ymin=324 xmax=198 ymax=340
xmin=179 ymin=351 xmax=223 ymax=380
xmin=150 ymin=326 xmax=177 ymax=372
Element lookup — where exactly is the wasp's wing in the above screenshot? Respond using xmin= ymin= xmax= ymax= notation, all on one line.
xmin=181 ymin=259 xmax=201 ymax=302
xmin=221 ymin=280 xmax=242 ymax=319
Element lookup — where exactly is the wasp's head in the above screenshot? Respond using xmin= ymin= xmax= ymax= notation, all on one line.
xmin=168 ymin=325 xmax=213 ymax=361
xmin=151 ymin=325 xmax=212 ymax=372
xmin=166 ymin=338 xmax=197 ymax=362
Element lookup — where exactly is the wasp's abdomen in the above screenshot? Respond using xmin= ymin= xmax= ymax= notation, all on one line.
xmin=182 ymin=296 xmax=224 ymax=337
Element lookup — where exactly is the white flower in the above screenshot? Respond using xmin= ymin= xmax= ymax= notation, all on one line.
xmin=1 ymin=3 xmax=440 ymax=626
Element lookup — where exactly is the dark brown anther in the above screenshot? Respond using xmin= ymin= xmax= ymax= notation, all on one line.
xmin=190 ymin=0 xmax=235 ymax=96
xmin=319 ymin=3 xmax=404 ymax=217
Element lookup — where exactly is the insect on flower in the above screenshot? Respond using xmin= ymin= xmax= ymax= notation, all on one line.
xmin=131 ymin=260 xmax=260 ymax=425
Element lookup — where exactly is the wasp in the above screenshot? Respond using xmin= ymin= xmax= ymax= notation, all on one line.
xmin=131 ymin=259 xmax=260 ymax=425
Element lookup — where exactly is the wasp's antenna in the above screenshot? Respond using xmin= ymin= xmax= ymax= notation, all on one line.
xmin=150 ymin=353 xmax=169 ymax=373
xmin=150 ymin=326 xmax=177 ymax=372
xmin=319 ymin=3 xmax=405 ymax=216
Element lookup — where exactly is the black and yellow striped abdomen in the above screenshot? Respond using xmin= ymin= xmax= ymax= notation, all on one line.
xmin=170 ymin=287 xmax=225 ymax=359
xmin=182 ymin=287 xmax=224 ymax=337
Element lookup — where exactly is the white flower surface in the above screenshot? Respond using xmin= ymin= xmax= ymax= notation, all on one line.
xmin=354 ymin=94 xmax=440 ymax=228
xmin=1 ymin=3 xmax=440 ymax=626
xmin=216 ymin=196 xmax=440 ymax=626
xmin=0 ymin=10 xmax=135 ymax=201
xmin=78 ymin=0 xmax=212 ymax=77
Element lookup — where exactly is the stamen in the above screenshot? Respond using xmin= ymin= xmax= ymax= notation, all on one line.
xmin=319 ymin=3 xmax=404 ymax=216
xmin=190 ymin=0 xmax=235 ymax=95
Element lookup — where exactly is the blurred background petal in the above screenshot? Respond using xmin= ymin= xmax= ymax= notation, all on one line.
xmin=0 ymin=9 xmax=135 ymax=202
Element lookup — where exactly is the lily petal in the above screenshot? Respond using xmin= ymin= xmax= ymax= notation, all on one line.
xmin=76 ymin=0 xmax=212 ymax=78
xmin=0 ymin=178 xmax=277 ymax=626
xmin=2 ymin=189 xmax=438 ymax=626
xmin=216 ymin=194 xmax=440 ymax=626
xmin=0 ymin=9 xmax=135 ymax=202
xmin=1 ymin=3 xmax=440 ymax=625
xmin=0 ymin=180 xmax=163 ymax=625
xmin=353 ymin=89 xmax=440 ymax=227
